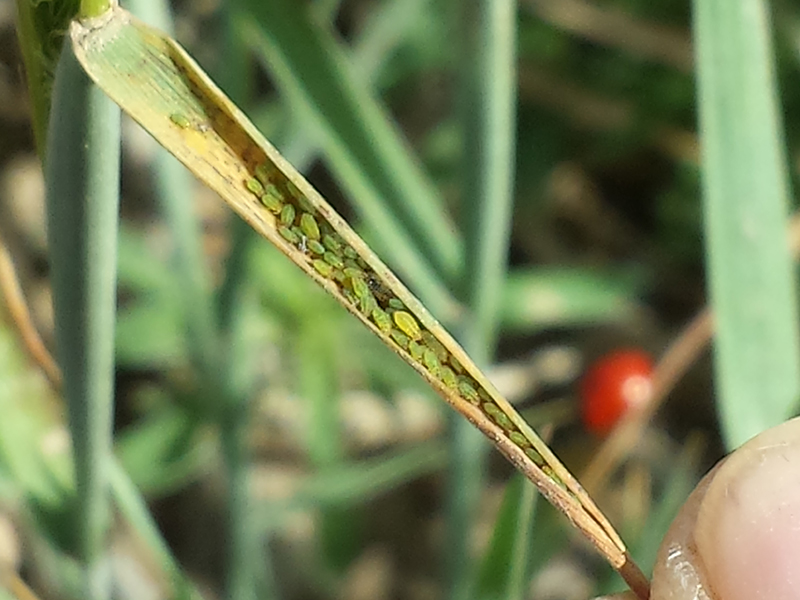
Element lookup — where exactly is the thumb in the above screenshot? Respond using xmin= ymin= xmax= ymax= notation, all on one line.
xmin=650 ymin=416 xmax=800 ymax=600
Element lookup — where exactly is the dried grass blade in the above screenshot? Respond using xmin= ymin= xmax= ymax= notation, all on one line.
xmin=69 ymin=6 xmax=647 ymax=596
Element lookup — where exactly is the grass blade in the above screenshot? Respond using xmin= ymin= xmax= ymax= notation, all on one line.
xmin=68 ymin=7 xmax=648 ymax=596
xmin=474 ymin=475 xmax=538 ymax=600
xmin=693 ymin=0 xmax=800 ymax=448
xmin=45 ymin=38 xmax=120 ymax=600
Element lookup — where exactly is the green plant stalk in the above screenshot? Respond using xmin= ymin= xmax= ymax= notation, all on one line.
xmin=460 ymin=0 xmax=517 ymax=360
xmin=220 ymin=403 xmax=259 ymax=600
xmin=45 ymin=41 xmax=120 ymax=600
xmin=693 ymin=0 xmax=800 ymax=449
xmin=447 ymin=2 xmax=518 ymax=598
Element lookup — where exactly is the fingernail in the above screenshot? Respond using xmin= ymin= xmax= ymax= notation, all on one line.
xmin=694 ymin=417 xmax=800 ymax=600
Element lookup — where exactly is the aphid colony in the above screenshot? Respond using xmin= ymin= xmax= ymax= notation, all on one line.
xmin=243 ymin=162 xmax=561 ymax=485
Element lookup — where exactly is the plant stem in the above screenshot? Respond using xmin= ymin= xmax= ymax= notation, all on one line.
xmin=45 ymin=40 xmax=120 ymax=600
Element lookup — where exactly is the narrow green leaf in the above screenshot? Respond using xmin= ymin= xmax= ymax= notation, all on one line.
xmin=501 ymin=268 xmax=643 ymax=332
xmin=475 ymin=475 xmax=538 ymax=600
xmin=694 ymin=0 xmax=800 ymax=448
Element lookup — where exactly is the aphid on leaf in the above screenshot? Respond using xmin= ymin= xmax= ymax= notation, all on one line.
xmin=393 ymin=311 xmax=421 ymax=341
xmin=312 ymin=259 xmax=332 ymax=278
xmin=278 ymin=226 xmax=299 ymax=245
xmin=390 ymin=329 xmax=410 ymax=350
xmin=280 ymin=204 xmax=296 ymax=226
xmin=441 ymin=366 xmax=457 ymax=389
xmin=307 ymin=239 xmax=326 ymax=256
xmin=299 ymin=213 xmax=320 ymax=241
xmin=246 ymin=177 xmax=265 ymax=196
xmin=371 ymin=307 xmax=392 ymax=334
xmin=457 ymin=378 xmax=479 ymax=404
xmin=255 ymin=163 xmax=273 ymax=185
xmin=323 ymin=252 xmax=344 ymax=270
xmin=322 ymin=234 xmax=342 ymax=254
xmin=169 ymin=112 xmax=191 ymax=129
xmin=366 ymin=273 xmax=392 ymax=305
xmin=260 ymin=186 xmax=283 ymax=214
xmin=422 ymin=348 xmax=441 ymax=376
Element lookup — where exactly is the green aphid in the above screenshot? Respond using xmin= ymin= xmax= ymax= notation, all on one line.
xmin=441 ymin=367 xmax=457 ymax=389
xmin=457 ymin=379 xmax=480 ymax=404
xmin=297 ymin=195 xmax=316 ymax=214
xmin=542 ymin=465 xmax=565 ymax=488
xmin=246 ymin=177 xmax=265 ymax=196
xmin=322 ymin=234 xmax=342 ymax=253
xmin=359 ymin=290 xmax=377 ymax=315
xmin=342 ymin=288 xmax=357 ymax=305
xmin=169 ymin=112 xmax=191 ymax=129
xmin=343 ymin=246 xmax=358 ymax=260
xmin=278 ymin=226 xmax=299 ymax=245
xmin=408 ymin=340 xmax=424 ymax=361
xmin=478 ymin=388 xmax=491 ymax=403
xmin=254 ymin=163 xmax=272 ymax=185
xmin=291 ymin=227 xmax=306 ymax=247
xmin=393 ymin=311 xmax=421 ymax=340
xmin=391 ymin=329 xmax=410 ymax=350
xmin=388 ymin=298 xmax=405 ymax=310
xmin=509 ymin=431 xmax=530 ymax=448
xmin=492 ymin=411 xmax=514 ymax=432
xmin=260 ymin=186 xmax=283 ymax=214
xmin=351 ymin=276 xmax=370 ymax=299
xmin=323 ymin=252 xmax=344 ymax=270
xmin=344 ymin=259 xmax=361 ymax=271
xmin=449 ymin=356 xmax=465 ymax=374
xmin=422 ymin=348 xmax=441 ymax=376
xmin=332 ymin=269 xmax=346 ymax=283
xmin=280 ymin=204 xmax=296 ymax=226
xmin=307 ymin=239 xmax=326 ymax=255
xmin=421 ymin=331 xmax=448 ymax=363
xmin=371 ymin=307 xmax=393 ymax=334
xmin=312 ymin=259 xmax=333 ymax=278
xmin=286 ymin=181 xmax=301 ymax=199
xmin=482 ymin=402 xmax=502 ymax=419
xmin=299 ymin=213 xmax=320 ymax=241
xmin=343 ymin=268 xmax=363 ymax=284
xmin=524 ymin=447 xmax=546 ymax=468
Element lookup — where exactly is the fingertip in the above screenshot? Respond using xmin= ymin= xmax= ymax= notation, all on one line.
xmin=651 ymin=417 xmax=800 ymax=600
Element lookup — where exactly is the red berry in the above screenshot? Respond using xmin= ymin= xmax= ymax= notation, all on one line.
xmin=579 ymin=349 xmax=654 ymax=435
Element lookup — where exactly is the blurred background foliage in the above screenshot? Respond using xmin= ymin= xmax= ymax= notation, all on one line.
xmin=0 ymin=0 xmax=798 ymax=599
